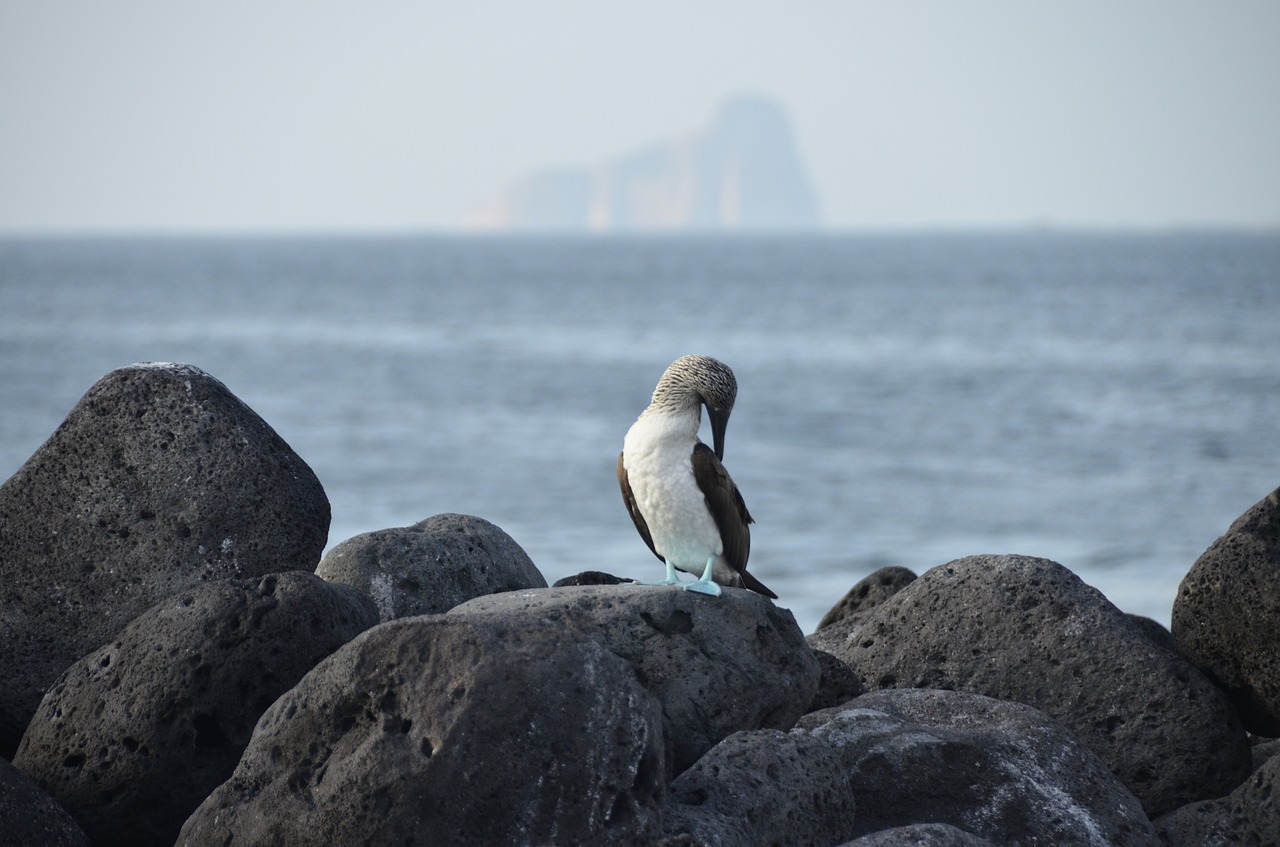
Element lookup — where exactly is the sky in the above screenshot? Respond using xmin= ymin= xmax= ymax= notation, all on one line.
xmin=1 ymin=1 xmax=1278 ymax=233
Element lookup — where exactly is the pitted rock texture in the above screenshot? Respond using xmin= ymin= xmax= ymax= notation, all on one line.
xmin=0 ymin=758 xmax=90 ymax=847
xmin=176 ymin=615 xmax=667 ymax=847
xmin=317 ymin=513 xmax=546 ymax=621
xmin=808 ymin=650 xmax=867 ymax=712
xmin=0 ymin=363 xmax=330 ymax=755
xmin=810 ymin=554 xmax=1250 ymax=817
xmin=665 ymin=689 xmax=1161 ymax=847
xmin=836 ymin=824 xmax=997 ymax=846
xmin=1172 ymin=486 xmax=1280 ymax=735
xmin=816 ymin=566 xmax=917 ymax=631
xmin=449 ymin=584 xmax=820 ymax=775
xmin=1154 ymin=745 xmax=1280 ymax=846
xmin=13 ymin=572 xmax=377 ymax=847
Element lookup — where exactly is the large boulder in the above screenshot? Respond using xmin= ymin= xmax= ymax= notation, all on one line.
xmin=1172 ymin=486 xmax=1280 ymax=735
xmin=664 ymin=688 xmax=1161 ymax=847
xmin=449 ymin=584 xmax=821 ymax=774
xmin=0 ymin=363 xmax=330 ymax=755
xmin=1154 ymin=749 xmax=1280 ymax=845
xmin=176 ymin=615 xmax=667 ymax=847
xmin=816 ymin=566 xmax=917 ymax=631
xmin=0 ymin=759 xmax=89 ymax=847
xmin=836 ymin=824 xmax=997 ymax=846
xmin=317 ymin=513 xmax=547 ymax=621
xmin=810 ymin=554 xmax=1250 ymax=817
xmin=13 ymin=572 xmax=377 ymax=847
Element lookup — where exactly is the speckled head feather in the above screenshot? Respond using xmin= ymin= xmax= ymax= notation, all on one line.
xmin=649 ymin=355 xmax=738 ymax=416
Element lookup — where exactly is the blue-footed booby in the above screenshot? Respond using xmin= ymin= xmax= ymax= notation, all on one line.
xmin=618 ymin=355 xmax=776 ymax=598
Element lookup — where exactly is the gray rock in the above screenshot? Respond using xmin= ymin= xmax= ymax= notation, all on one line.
xmin=808 ymin=650 xmax=867 ymax=712
xmin=449 ymin=584 xmax=820 ymax=775
xmin=816 ymin=566 xmax=917 ymax=631
xmin=836 ymin=824 xmax=997 ymax=847
xmin=553 ymin=570 xmax=632 ymax=587
xmin=317 ymin=513 xmax=547 ymax=621
xmin=665 ymin=688 xmax=1161 ymax=847
xmin=1172 ymin=486 xmax=1280 ymax=735
xmin=13 ymin=572 xmax=377 ymax=847
xmin=1154 ymin=750 xmax=1280 ymax=845
xmin=0 ymin=758 xmax=89 ymax=847
xmin=810 ymin=554 xmax=1250 ymax=817
xmin=662 ymin=726 xmax=858 ymax=847
xmin=0 ymin=363 xmax=330 ymax=755
xmin=176 ymin=615 xmax=667 ymax=847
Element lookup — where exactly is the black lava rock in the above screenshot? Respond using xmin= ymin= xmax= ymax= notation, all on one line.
xmin=13 ymin=572 xmax=377 ymax=847
xmin=1154 ymin=749 xmax=1280 ymax=845
xmin=835 ymin=824 xmax=998 ymax=846
xmin=177 ymin=615 xmax=667 ymax=847
xmin=317 ymin=513 xmax=547 ymax=621
xmin=553 ymin=570 xmax=632 ymax=587
xmin=816 ymin=566 xmax=917 ymax=631
xmin=1172 ymin=486 xmax=1280 ymax=735
xmin=0 ymin=363 xmax=330 ymax=755
xmin=665 ymin=688 xmax=1161 ymax=847
xmin=808 ymin=650 xmax=867 ymax=712
xmin=0 ymin=758 xmax=89 ymax=847
xmin=449 ymin=584 xmax=821 ymax=776
xmin=809 ymin=554 xmax=1250 ymax=817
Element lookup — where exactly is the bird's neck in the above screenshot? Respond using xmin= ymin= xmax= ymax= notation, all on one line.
xmin=626 ymin=404 xmax=702 ymax=451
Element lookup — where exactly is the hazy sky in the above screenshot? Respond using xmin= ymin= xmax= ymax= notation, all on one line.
xmin=2 ymin=1 xmax=1278 ymax=232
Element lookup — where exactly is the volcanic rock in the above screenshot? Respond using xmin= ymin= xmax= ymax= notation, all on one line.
xmin=1154 ymin=749 xmax=1280 ymax=845
xmin=809 ymin=554 xmax=1250 ymax=817
xmin=664 ymin=688 xmax=1160 ymax=847
xmin=0 ymin=758 xmax=89 ymax=847
xmin=449 ymin=584 xmax=820 ymax=775
xmin=816 ymin=566 xmax=917 ymax=631
xmin=1172 ymin=486 xmax=1280 ymax=735
xmin=316 ymin=513 xmax=546 ymax=621
xmin=176 ymin=615 xmax=667 ymax=847
xmin=836 ymin=825 xmax=997 ymax=846
xmin=13 ymin=572 xmax=377 ymax=847
xmin=0 ymin=363 xmax=330 ymax=755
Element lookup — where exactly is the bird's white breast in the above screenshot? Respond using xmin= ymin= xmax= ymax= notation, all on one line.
xmin=622 ymin=410 xmax=724 ymax=573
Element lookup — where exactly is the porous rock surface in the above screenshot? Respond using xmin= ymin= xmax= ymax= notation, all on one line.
xmin=816 ymin=566 xmax=917 ymax=630
xmin=316 ymin=513 xmax=547 ymax=621
xmin=664 ymin=688 xmax=1161 ymax=847
xmin=0 ymin=758 xmax=90 ymax=847
xmin=809 ymin=554 xmax=1250 ymax=817
xmin=808 ymin=649 xmax=867 ymax=712
xmin=176 ymin=615 xmax=667 ymax=847
xmin=836 ymin=824 xmax=997 ymax=846
xmin=0 ymin=363 xmax=330 ymax=755
xmin=448 ymin=584 xmax=820 ymax=775
xmin=1154 ymin=748 xmax=1280 ymax=846
xmin=1172 ymin=486 xmax=1280 ymax=735
xmin=13 ymin=572 xmax=378 ymax=847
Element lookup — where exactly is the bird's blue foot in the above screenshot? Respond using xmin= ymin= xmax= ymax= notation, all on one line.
xmin=684 ymin=578 xmax=722 ymax=596
xmin=637 ymin=561 xmax=683 ymax=587
xmin=683 ymin=555 xmax=723 ymax=597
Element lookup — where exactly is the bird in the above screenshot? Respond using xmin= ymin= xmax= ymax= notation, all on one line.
xmin=617 ymin=355 xmax=776 ymax=598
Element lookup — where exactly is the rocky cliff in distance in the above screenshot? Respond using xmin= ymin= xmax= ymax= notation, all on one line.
xmin=466 ymin=95 xmax=822 ymax=232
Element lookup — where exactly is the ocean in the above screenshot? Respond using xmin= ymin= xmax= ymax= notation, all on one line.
xmin=2 ymin=232 xmax=1278 ymax=634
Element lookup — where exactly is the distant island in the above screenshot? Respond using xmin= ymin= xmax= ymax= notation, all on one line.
xmin=465 ymin=95 xmax=822 ymax=232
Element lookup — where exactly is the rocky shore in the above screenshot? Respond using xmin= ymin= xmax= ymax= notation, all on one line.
xmin=2 ymin=363 xmax=1278 ymax=846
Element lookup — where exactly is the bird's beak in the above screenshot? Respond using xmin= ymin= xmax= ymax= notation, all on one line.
xmin=707 ymin=403 xmax=729 ymax=461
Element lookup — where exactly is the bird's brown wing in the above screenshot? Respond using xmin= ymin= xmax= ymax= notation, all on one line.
xmin=691 ymin=443 xmax=775 ymax=598
xmin=618 ymin=451 xmax=663 ymax=562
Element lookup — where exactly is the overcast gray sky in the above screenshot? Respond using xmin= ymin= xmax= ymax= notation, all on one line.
xmin=2 ymin=1 xmax=1277 ymax=233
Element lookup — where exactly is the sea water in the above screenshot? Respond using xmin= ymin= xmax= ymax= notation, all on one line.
xmin=2 ymin=232 xmax=1278 ymax=633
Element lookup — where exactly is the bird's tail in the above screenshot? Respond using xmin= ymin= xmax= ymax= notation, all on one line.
xmin=740 ymin=570 xmax=778 ymax=600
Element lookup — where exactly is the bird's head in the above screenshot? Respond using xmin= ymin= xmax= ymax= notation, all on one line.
xmin=653 ymin=355 xmax=738 ymax=460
